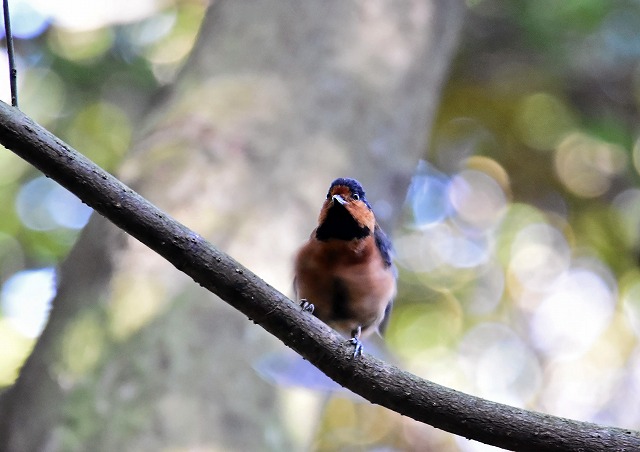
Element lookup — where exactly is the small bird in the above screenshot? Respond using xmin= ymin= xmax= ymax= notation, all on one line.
xmin=294 ymin=177 xmax=396 ymax=357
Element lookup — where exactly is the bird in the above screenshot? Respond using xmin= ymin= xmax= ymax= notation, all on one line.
xmin=294 ymin=177 xmax=396 ymax=357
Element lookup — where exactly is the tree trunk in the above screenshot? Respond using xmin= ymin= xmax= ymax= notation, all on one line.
xmin=0 ymin=0 xmax=463 ymax=450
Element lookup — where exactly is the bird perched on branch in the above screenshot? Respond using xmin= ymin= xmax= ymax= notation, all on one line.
xmin=294 ymin=177 xmax=396 ymax=357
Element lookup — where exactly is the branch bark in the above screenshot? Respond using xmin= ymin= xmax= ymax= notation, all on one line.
xmin=0 ymin=104 xmax=638 ymax=451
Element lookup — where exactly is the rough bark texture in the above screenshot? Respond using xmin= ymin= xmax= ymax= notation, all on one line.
xmin=0 ymin=0 xmax=464 ymax=450
xmin=0 ymin=103 xmax=638 ymax=451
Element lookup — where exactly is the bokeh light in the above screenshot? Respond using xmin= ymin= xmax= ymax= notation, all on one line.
xmin=16 ymin=176 xmax=93 ymax=231
xmin=449 ymin=169 xmax=507 ymax=230
xmin=508 ymin=222 xmax=571 ymax=294
xmin=458 ymin=323 xmax=541 ymax=406
xmin=515 ymin=92 xmax=576 ymax=151
xmin=0 ymin=0 xmax=205 ymax=395
xmin=612 ymin=189 xmax=640 ymax=249
xmin=463 ymin=262 xmax=504 ymax=316
xmin=395 ymin=134 xmax=630 ymax=428
xmin=408 ymin=161 xmax=451 ymax=228
xmin=540 ymin=350 xmax=623 ymax=422
xmin=530 ymin=263 xmax=616 ymax=359
xmin=555 ymin=132 xmax=627 ymax=198
xmin=0 ymin=0 xmax=50 ymax=39
xmin=48 ymin=27 xmax=115 ymax=63
xmin=0 ymin=267 xmax=55 ymax=337
xmin=28 ymin=0 xmax=161 ymax=31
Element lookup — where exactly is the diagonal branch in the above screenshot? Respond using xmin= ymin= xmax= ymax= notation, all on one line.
xmin=0 ymin=101 xmax=637 ymax=452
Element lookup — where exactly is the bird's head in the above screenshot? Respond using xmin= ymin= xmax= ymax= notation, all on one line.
xmin=316 ymin=178 xmax=375 ymax=241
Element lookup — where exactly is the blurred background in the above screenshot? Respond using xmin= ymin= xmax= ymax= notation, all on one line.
xmin=1 ymin=0 xmax=640 ymax=451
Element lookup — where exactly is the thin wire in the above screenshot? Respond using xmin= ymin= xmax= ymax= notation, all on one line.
xmin=3 ymin=0 xmax=17 ymax=107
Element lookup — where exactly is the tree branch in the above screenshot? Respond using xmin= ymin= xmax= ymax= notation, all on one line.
xmin=0 ymin=101 xmax=637 ymax=451
xmin=2 ymin=0 xmax=18 ymax=107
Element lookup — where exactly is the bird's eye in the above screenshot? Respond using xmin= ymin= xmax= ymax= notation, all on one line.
xmin=352 ymin=193 xmax=360 ymax=201
xmin=326 ymin=192 xmax=331 ymax=199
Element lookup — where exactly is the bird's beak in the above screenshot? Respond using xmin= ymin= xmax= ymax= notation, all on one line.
xmin=332 ymin=194 xmax=347 ymax=206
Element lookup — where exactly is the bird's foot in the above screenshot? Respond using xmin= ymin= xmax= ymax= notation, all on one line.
xmin=299 ymin=299 xmax=314 ymax=314
xmin=346 ymin=326 xmax=363 ymax=358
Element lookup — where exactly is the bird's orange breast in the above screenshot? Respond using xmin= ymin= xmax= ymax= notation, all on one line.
xmin=294 ymin=234 xmax=396 ymax=338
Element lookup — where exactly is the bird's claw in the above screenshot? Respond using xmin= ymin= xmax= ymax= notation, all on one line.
xmin=347 ymin=336 xmax=363 ymax=358
xmin=347 ymin=325 xmax=363 ymax=358
xmin=299 ymin=299 xmax=314 ymax=314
